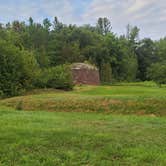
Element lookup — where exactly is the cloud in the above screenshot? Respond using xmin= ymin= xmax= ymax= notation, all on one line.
xmin=127 ymin=0 xmax=156 ymax=14
xmin=82 ymin=0 xmax=166 ymax=39
xmin=0 ymin=0 xmax=165 ymax=39
xmin=0 ymin=0 xmax=76 ymax=23
xmin=39 ymin=0 xmax=75 ymax=24
xmin=0 ymin=0 xmax=39 ymax=22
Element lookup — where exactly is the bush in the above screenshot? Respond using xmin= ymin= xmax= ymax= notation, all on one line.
xmin=0 ymin=39 xmax=38 ymax=97
xmin=36 ymin=65 xmax=73 ymax=90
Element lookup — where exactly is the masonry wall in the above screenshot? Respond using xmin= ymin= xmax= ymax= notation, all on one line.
xmin=72 ymin=68 xmax=100 ymax=85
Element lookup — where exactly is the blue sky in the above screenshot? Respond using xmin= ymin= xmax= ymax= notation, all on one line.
xmin=0 ymin=0 xmax=165 ymax=39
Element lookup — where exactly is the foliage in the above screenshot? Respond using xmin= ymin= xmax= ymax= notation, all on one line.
xmin=0 ymin=39 xmax=38 ymax=97
xmin=0 ymin=17 xmax=166 ymax=97
xmin=136 ymin=38 xmax=157 ymax=80
xmin=155 ymin=37 xmax=166 ymax=61
xmin=96 ymin=17 xmax=112 ymax=35
xmin=100 ymin=62 xmax=112 ymax=83
xmin=126 ymin=24 xmax=140 ymax=44
xmin=36 ymin=65 xmax=73 ymax=90
xmin=147 ymin=62 xmax=166 ymax=86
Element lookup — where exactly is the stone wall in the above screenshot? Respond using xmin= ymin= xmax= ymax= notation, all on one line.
xmin=72 ymin=68 xmax=100 ymax=85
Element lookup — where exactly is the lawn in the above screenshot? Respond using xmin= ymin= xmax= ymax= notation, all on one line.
xmin=0 ymin=83 xmax=166 ymax=165
xmin=1 ymin=83 xmax=166 ymax=116
xmin=0 ymin=108 xmax=166 ymax=166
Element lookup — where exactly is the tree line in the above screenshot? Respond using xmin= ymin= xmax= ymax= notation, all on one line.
xmin=0 ymin=17 xmax=166 ymax=97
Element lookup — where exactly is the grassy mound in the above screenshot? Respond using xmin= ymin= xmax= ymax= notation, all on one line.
xmin=1 ymin=84 xmax=166 ymax=116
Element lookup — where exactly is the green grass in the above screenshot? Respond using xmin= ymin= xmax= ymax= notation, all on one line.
xmin=0 ymin=82 xmax=166 ymax=165
xmin=1 ymin=83 xmax=166 ymax=116
xmin=0 ymin=107 xmax=166 ymax=166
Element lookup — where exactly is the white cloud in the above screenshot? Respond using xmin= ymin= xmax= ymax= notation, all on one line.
xmin=40 ymin=0 xmax=75 ymax=24
xmin=82 ymin=0 xmax=166 ymax=39
xmin=0 ymin=0 xmax=165 ymax=39
xmin=127 ymin=0 xmax=156 ymax=14
xmin=0 ymin=0 xmax=75 ymax=23
xmin=0 ymin=1 xmax=40 ymax=22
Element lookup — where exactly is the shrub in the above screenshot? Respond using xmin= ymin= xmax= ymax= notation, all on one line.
xmin=36 ymin=65 xmax=73 ymax=90
xmin=0 ymin=39 xmax=38 ymax=97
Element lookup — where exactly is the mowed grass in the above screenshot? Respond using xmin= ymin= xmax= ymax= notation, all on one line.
xmin=0 ymin=83 xmax=166 ymax=165
xmin=1 ymin=82 xmax=166 ymax=116
xmin=0 ymin=107 xmax=166 ymax=166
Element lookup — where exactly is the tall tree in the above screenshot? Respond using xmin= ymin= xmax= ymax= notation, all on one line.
xmin=43 ymin=18 xmax=52 ymax=31
xmin=136 ymin=38 xmax=157 ymax=80
xmin=126 ymin=24 xmax=140 ymax=46
xmin=100 ymin=62 xmax=112 ymax=83
xmin=29 ymin=17 xmax=34 ymax=26
xmin=97 ymin=17 xmax=112 ymax=35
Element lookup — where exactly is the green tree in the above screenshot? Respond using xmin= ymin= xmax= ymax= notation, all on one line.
xmin=43 ymin=18 xmax=52 ymax=31
xmin=0 ymin=39 xmax=38 ymax=97
xmin=136 ymin=38 xmax=157 ymax=80
xmin=126 ymin=24 xmax=140 ymax=44
xmin=147 ymin=62 xmax=166 ymax=87
xmin=29 ymin=17 xmax=34 ymax=26
xmin=100 ymin=62 xmax=112 ymax=83
xmin=97 ymin=17 xmax=112 ymax=35
xmin=53 ymin=17 xmax=64 ymax=32
xmin=155 ymin=38 xmax=166 ymax=62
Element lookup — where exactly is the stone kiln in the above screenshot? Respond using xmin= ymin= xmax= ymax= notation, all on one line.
xmin=71 ymin=63 xmax=100 ymax=85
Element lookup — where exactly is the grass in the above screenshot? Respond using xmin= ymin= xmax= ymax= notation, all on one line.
xmin=0 ymin=107 xmax=166 ymax=166
xmin=1 ymin=83 xmax=166 ymax=116
xmin=0 ymin=82 xmax=166 ymax=165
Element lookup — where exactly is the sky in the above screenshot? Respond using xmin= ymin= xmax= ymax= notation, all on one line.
xmin=0 ymin=0 xmax=165 ymax=39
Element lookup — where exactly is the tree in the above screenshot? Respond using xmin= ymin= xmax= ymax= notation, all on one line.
xmin=115 ymin=36 xmax=138 ymax=81
xmin=100 ymin=62 xmax=112 ymax=83
xmin=0 ymin=39 xmax=38 ymax=97
xmin=126 ymin=24 xmax=140 ymax=44
xmin=53 ymin=17 xmax=64 ymax=32
xmin=97 ymin=17 xmax=112 ymax=35
xmin=136 ymin=38 xmax=157 ymax=80
xmin=43 ymin=18 xmax=52 ymax=31
xmin=0 ymin=16 xmax=165 ymax=97
xmin=155 ymin=38 xmax=166 ymax=62
xmin=29 ymin=17 xmax=34 ymax=26
xmin=147 ymin=62 xmax=166 ymax=87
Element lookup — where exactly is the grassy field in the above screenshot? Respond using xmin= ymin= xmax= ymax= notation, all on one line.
xmin=1 ymin=82 xmax=166 ymax=116
xmin=0 ymin=82 xmax=166 ymax=165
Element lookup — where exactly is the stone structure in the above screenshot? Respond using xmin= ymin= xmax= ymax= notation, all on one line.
xmin=71 ymin=63 xmax=100 ymax=85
